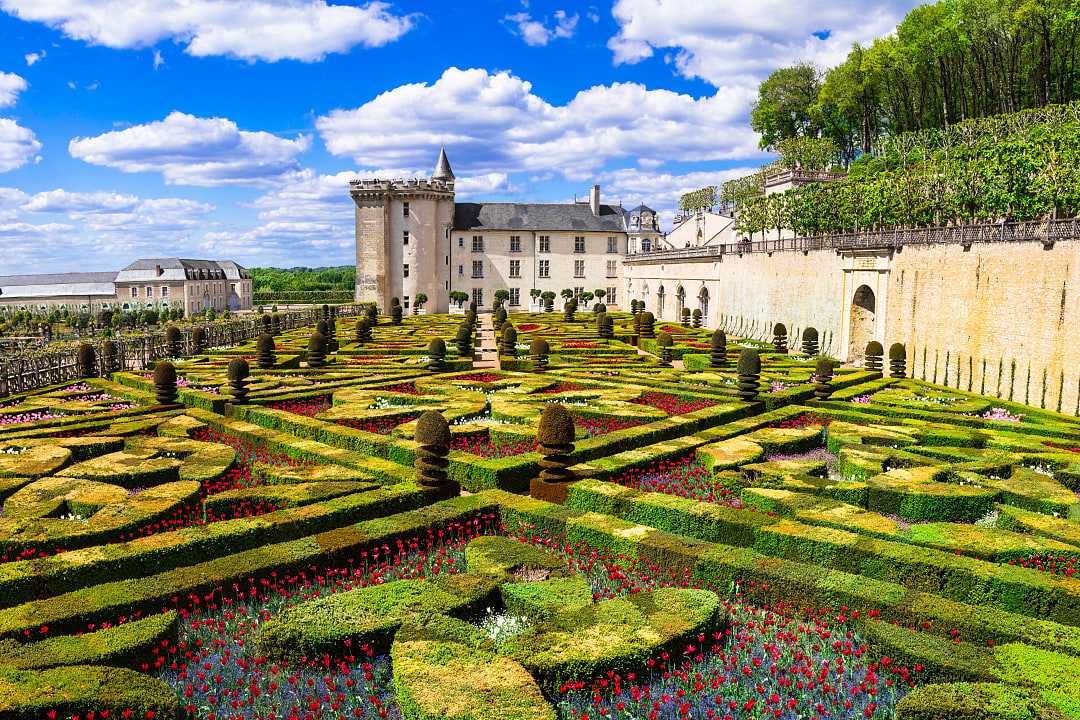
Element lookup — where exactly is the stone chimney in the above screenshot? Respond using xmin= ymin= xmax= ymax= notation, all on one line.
xmin=590 ymin=184 xmax=600 ymax=216
xmin=155 ymin=264 xmax=163 ymax=276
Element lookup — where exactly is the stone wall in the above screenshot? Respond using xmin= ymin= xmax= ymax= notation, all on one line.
xmin=624 ymin=236 xmax=1080 ymax=415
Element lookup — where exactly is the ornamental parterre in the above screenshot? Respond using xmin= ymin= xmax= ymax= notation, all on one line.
xmin=0 ymin=309 xmax=1079 ymax=719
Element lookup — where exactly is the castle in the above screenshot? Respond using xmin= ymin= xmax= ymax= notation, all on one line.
xmin=350 ymin=149 xmax=661 ymax=313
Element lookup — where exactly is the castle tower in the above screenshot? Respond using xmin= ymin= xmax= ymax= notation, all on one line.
xmin=350 ymin=149 xmax=456 ymax=313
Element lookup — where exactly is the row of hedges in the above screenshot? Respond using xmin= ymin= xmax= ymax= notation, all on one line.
xmin=253 ymin=291 xmax=354 ymax=305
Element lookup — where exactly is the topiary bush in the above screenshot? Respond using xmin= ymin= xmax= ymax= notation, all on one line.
xmin=533 ymin=404 xmax=576 ymax=503
xmin=681 ymin=308 xmax=691 ymax=327
xmin=737 ymin=349 xmax=760 ymax=401
xmin=530 ymin=338 xmax=550 ymax=372
xmin=77 ymin=343 xmax=96 ymax=378
xmin=639 ymin=312 xmax=655 ymax=339
xmin=563 ymin=301 xmax=575 ymax=323
xmin=153 ymin=361 xmax=178 ymax=405
xmin=814 ymin=357 xmax=834 ymax=400
xmin=692 ymin=308 xmax=702 ymax=328
xmin=801 ymin=327 xmax=819 ymax=355
xmin=772 ymin=323 xmax=788 ymax=353
xmin=256 ymin=333 xmax=276 ymax=369
xmin=307 ymin=332 xmax=327 ymax=368
xmin=657 ymin=333 xmax=673 ymax=367
xmin=191 ymin=326 xmax=207 ymax=354
xmin=101 ymin=340 xmax=118 ymax=373
xmin=227 ymin=358 xmax=250 ymax=403
xmin=865 ymin=341 xmax=884 ymax=373
xmin=455 ymin=322 xmax=473 ymax=358
xmin=890 ymin=342 xmax=907 ymax=378
xmin=427 ymin=338 xmax=447 ymax=372
xmin=165 ymin=325 xmax=182 ymax=357
xmin=501 ymin=325 xmax=518 ymax=358
xmin=710 ymin=329 xmax=727 ymax=368
xmin=414 ymin=410 xmax=457 ymax=496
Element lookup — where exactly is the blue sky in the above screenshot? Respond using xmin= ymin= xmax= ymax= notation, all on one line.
xmin=0 ymin=0 xmax=917 ymax=272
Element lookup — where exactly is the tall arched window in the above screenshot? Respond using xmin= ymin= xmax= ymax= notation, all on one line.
xmin=698 ymin=287 xmax=710 ymax=325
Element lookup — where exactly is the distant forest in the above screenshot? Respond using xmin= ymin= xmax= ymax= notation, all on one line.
xmin=250 ymin=266 xmax=355 ymax=294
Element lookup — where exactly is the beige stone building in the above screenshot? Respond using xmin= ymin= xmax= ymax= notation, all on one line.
xmin=351 ymin=149 xmax=660 ymax=312
xmin=0 ymin=258 xmax=252 ymax=315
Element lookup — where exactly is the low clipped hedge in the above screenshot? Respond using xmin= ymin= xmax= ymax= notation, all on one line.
xmin=0 ymin=664 xmax=178 ymax=720
xmin=0 ymin=612 xmax=177 ymax=671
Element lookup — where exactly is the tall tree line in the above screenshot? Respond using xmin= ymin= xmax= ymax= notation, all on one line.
xmin=751 ymin=0 xmax=1080 ymax=162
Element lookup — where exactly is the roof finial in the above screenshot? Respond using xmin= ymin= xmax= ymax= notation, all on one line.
xmin=432 ymin=146 xmax=455 ymax=180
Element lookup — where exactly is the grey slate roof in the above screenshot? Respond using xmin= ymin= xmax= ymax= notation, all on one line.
xmin=453 ymin=202 xmax=627 ymax=233
xmin=432 ymin=147 xmax=455 ymax=180
xmin=115 ymin=258 xmax=239 ymax=283
xmin=0 ymin=271 xmax=117 ymax=287
xmin=0 ymin=271 xmax=117 ymax=300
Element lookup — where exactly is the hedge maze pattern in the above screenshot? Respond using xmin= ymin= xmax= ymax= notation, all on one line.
xmin=0 ymin=308 xmax=1078 ymax=720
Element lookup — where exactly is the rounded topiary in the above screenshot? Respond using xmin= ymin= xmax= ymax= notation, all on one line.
xmin=102 ymin=340 xmax=118 ymax=373
xmin=563 ymin=301 xmax=575 ymax=323
xmin=639 ymin=311 xmax=655 ymax=339
xmin=500 ymin=325 xmax=518 ymax=358
xmin=165 ymin=325 xmax=182 ymax=356
xmin=261 ymin=314 xmax=272 ymax=333
xmin=889 ymin=343 xmax=907 ymax=378
xmin=191 ymin=326 xmax=207 ymax=353
xmin=530 ymin=338 xmax=550 ymax=371
xmin=865 ymin=341 xmax=884 ymax=372
xmin=814 ymin=357 xmax=834 ymax=400
xmin=153 ymin=361 xmax=178 ymax=405
xmin=414 ymin=410 xmax=457 ymax=495
xmin=657 ymin=332 xmax=673 ymax=367
xmin=630 ymin=299 xmax=640 ymax=314
xmin=227 ymin=358 xmax=250 ymax=403
xmin=710 ymin=330 xmax=727 ymax=368
xmin=681 ymin=308 xmax=691 ymax=327
xmin=257 ymin=333 xmax=276 ymax=369
xmin=692 ymin=308 xmax=702 ymax=328
xmin=355 ymin=317 xmax=372 ymax=344
xmin=495 ymin=306 xmax=508 ymax=328
xmin=737 ymin=349 xmax=760 ymax=401
xmin=801 ymin=327 xmax=819 ymax=356
xmin=469 ymin=301 xmax=477 ymax=313
xmin=316 ymin=319 xmax=329 ymax=337
xmin=366 ymin=304 xmax=378 ymax=325
xmin=307 ymin=332 xmax=327 ymax=368
xmin=326 ymin=317 xmax=338 ymax=352
xmin=391 ymin=305 xmax=403 ymax=325
xmin=598 ymin=313 xmax=614 ymax=340
xmin=593 ymin=303 xmax=607 ymax=314
xmin=77 ymin=343 xmax=96 ymax=378
xmin=271 ymin=312 xmax=282 ymax=335
xmin=772 ymin=323 xmax=788 ymax=353
xmin=533 ymin=403 xmax=576 ymax=502
xmin=427 ymin=338 xmax=447 ymax=372
xmin=455 ymin=322 xmax=473 ymax=358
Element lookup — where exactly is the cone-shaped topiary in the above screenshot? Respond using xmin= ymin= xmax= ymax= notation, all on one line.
xmin=391 ymin=305 xmax=403 ymax=325
xmin=366 ymin=304 xmax=378 ymax=325
xmin=597 ymin=313 xmax=614 ymax=340
xmin=681 ymin=308 xmax=691 ymax=327
xmin=865 ymin=341 xmax=884 ymax=372
xmin=227 ymin=358 xmax=250 ymax=403
xmin=692 ymin=308 xmax=702 ymax=328
xmin=657 ymin=332 xmax=673 ymax=367
xmin=530 ymin=337 xmax=550 ymax=371
xmin=307 ymin=332 xmax=327 ymax=368
xmin=495 ymin=306 xmax=507 ymax=330
xmin=154 ymin=361 xmax=178 ymax=405
xmin=633 ymin=310 xmax=642 ymax=335
xmin=414 ymin=410 xmax=457 ymax=496
xmin=631 ymin=299 xmax=640 ymax=314
xmin=191 ymin=326 xmax=207 ymax=353
xmin=316 ymin=319 xmax=329 ymax=337
xmin=261 ymin=314 xmax=272 ymax=333
xmin=772 ymin=323 xmax=788 ymax=353
xmin=500 ymin=325 xmax=518 ymax=357
xmin=710 ymin=330 xmax=727 ymax=368
xmin=77 ymin=343 xmax=96 ymax=378
xmin=322 ymin=304 xmax=330 ymax=320
xmin=102 ymin=340 xmax=118 ymax=373
xmin=165 ymin=325 xmax=182 ymax=356
xmin=737 ymin=349 xmax=760 ymax=401
xmin=532 ymin=403 xmax=576 ymax=502
xmin=801 ymin=327 xmax=819 ymax=356
xmin=257 ymin=333 xmax=276 ymax=369
xmin=455 ymin=322 xmax=473 ymax=358
xmin=355 ymin=318 xmax=371 ymax=344
xmin=427 ymin=338 xmax=447 ymax=372
xmin=814 ymin=357 xmax=834 ymax=400
xmin=640 ymin=311 xmax=655 ymax=339
xmin=326 ymin=317 xmax=338 ymax=352
xmin=271 ymin=312 xmax=282 ymax=335
xmin=889 ymin=343 xmax=907 ymax=378
xmin=563 ymin=301 xmax=575 ymax=323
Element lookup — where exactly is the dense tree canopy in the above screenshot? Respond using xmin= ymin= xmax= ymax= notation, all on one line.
xmin=250 ymin=266 xmax=356 ymax=294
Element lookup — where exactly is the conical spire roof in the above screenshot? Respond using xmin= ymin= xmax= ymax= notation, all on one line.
xmin=432 ymin=146 xmax=455 ymax=180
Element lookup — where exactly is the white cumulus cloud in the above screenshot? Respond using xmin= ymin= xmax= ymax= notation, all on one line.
xmin=503 ymin=9 xmax=578 ymax=46
xmin=68 ymin=111 xmax=311 ymax=186
xmin=0 ymin=0 xmax=415 ymax=63
xmin=0 ymin=117 xmax=41 ymax=172
xmin=0 ymin=71 xmax=27 ymax=108
xmin=317 ymin=67 xmax=764 ymax=181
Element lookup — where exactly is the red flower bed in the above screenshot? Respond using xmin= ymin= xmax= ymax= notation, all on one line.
xmin=518 ymin=323 xmax=541 ymax=331
xmin=450 ymin=431 xmax=538 ymax=458
xmin=1009 ymin=552 xmax=1079 ymax=576
xmin=773 ymin=412 xmax=832 ymax=428
xmin=574 ymin=415 xmax=646 ymax=436
xmin=337 ymin=413 xmax=420 ymax=435
xmin=562 ymin=340 xmax=600 ymax=349
xmin=1046 ymin=442 xmax=1080 ymax=453
xmin=267 ymin=396 xmax=332 ymax=417
xmin=608 ymin=454 xmax=741 ymax=505
xmin=632 ymin=392 xmax=717 ymax=415
xmin=454 ymin=372 xmax=504 ymax=383
xmin=537 ymin=382 xmax=586 ymax=394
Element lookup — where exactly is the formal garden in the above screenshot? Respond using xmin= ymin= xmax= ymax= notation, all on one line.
xmin=0 ymin=305 xmax=1077 ymax=720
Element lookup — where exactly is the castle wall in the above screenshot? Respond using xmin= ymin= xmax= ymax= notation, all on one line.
xmin=625 ymin=237 xmax=1080 ymax=415
xmin=354 ymin=197 xmax=389 ymax=307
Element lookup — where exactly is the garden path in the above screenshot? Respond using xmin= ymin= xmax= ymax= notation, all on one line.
xmin=474 ymin=313 xmax=500 ymax=370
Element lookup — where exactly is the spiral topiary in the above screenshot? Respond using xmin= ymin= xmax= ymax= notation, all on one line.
xmin=227 ymin=358 xmax=250 ymax=403
xmin=165 ymin=325 xmax=182 ymax=357
xmin=191 ymin=326 xmax=207 ymax=353
xmin=630 ymin=299 xmax=640 ymax=314
xmin=692 ymin=308 xmax=702 ymax=328
xmin=500 ymin=325 xmax=518 ymax=358
xmin=153 ymin=361 xmax=178 ymax=405
xmin=681 ymin=308 xmax=691 ymax=327
xmin=326 ymin=317 xmax=338 ymax=352
xmin=710 ymin=329 xmax=727 ymax=368
xmin=366 ymin=304 xmax=378 ymax=325
xmin=257 ymin=333 xmax=276 ymax=369
xmin=814 ymin=357 xmax=834 ymax=400
xmin=598 ymin=313 xmax=614 ymax=340
xmin=889 ymin=343 xmax=907 ymax=378
xmin=102 ymin=340 xmax=118 ymax=373
xmin=355 ymin=317 xmax=372 ymax=344
xmin=633 ymin=310 xmax=642 ymax=335
xmin=801 ymin=327 xmax=819 ymax=355
xmin=657 ymin=332 xmax=673 ymax=367
xmin=530 ymin=337 xmax=550 ymax=371
xmin=77 ymin=343 xmax=96 ymax=378
xmin=261 ymin=314 xmax=272 ymax=333
xmin=532 ymin=403 xmax=576 ymax=502
xmin=865 ymin=341 xmax=884 ymax=372
xmin=271 ymin=312 xmax=282 ymax=335
xmin=639 ymin=311 xmax=655 ymax=339
xmin=307 ymin=332 xmax=327 ymax=368
xmin=563 ymin=301 xmax=575 ymax=323
xmin=322 ymin=304 xmax=330 ymax=320
xmin=427 ymin=338 xmax=447 ymax=372
xmin=737 ymin=349 xmax=760 ymax=401
xmin=593 ymin=303 xmax=607 ymax=314
xmin=494 ymin=307 xmax=508 ymax=334
xmin=414 ymin=410 xmax=457 ymax=496
xmin=772 ymin=323 xmax=788 ymax=353
xmin=316 ymin=319 xmax=329 ymax=337
xmin=455 ymin=322 xmax=473 ymax=358
xmin=391 ymin=304 xmax=403 ymax=325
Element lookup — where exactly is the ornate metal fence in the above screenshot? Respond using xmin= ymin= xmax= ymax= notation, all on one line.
xmin=0 ymin=305 xmax=362 ymax=398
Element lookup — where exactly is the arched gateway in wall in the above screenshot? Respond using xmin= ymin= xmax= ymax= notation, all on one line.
xmin=848 ymin=284 xmax=876 ymax=364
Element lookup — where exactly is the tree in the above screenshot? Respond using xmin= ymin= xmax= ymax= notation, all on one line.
xmin=750 ymin=63 xmax=823 ymax=149
xmin=560 ymin=289 xmax=574 ymax=300
xmin=414 ymin=292 xmax=428 ymax=314
xmin=594 ymin=288 xmax=606 ymax=302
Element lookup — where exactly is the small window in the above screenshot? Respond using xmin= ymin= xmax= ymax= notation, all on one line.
xmin=403 ymin=264 xmax=410 ymax=278
xmin=472 ymin=260 xmax=483 ymax=278
xmin=403 ymin=201 xmax=410 ymax=218
xmin=130 ymin=287 xmax=137 ymax=298
xmin=538 ymin=260 xmax=550 ymax=278
xmin=574 ymin=236 xmax=585 ymax=253
xmin=574 ymin=260 xmax=585 ymax=278
xmin=606 ymin=286 xmax=616 ymax=302
xmin=404 ymin=295 xmax=410 ymax=309
xmin=403 ymin=230 xmax=410 ymax=246
xmin=161 ymin=286 xmax=169 ymax=297
xmin=642 ymin=238 xmax=652 ymax=252
xmin=458 ymin=237 xmax=464 ymax=247
xmin=606 ymin=260 xmax=617 ymax=278
xmin=539 ymin=235 xmax=550 ymax=253
xmin=146 ymin=286 xmax=153 ymax=297
xmin=509 ymin=259 xmax=521 ymax=278
xmin=510 ymin=235 xmax=521 ymax=253
xmin=472 ymin=288 xmax=484 ymax=307
xmin=607 ymin=236 xmax=618 ymax=253
xmin=509 ymin=288 xmax=520 ymax=306
xmin=472 ymin=235 xmax=484 ymax=252
xmin=458 ymin=264 xmax=464 ymax=276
